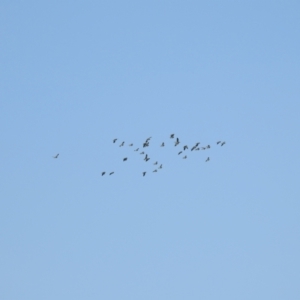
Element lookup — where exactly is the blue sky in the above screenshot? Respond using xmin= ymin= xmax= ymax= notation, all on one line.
xmin=1 ymin=1 xmax=300 ymax=299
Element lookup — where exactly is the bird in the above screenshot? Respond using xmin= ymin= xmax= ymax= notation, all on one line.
xmin=129 ymin=143 xmax=133 ymax=146
xmin=221 ymin=142 xmax=226 ymax=146
xmin=140 ymin=151 xmax=145 ymax=155
xmin=144 ymin=154 xmax=148 ymax=161
xmin=195 ymin=147 xmax=200 ymax=151
xmin=183 ymin=145 xmax=188 ymax=150
xmin=113 ymin=138 xmax=117 ymax=143
xmin=153 ymin=169 xmax=157 ymax=172
xmin=217 ymin=141 xmax=221 ymax=145
xmin=145 ymin=157 xmax=150 ymax=162
xmin=161 ymin=142 xmax=165 ymax=147
xmin=175 ymin=137 xmax=180 ymax=146
xmin=170 ymin=134 xmax=175 ymax=138
xmin=183 ymin=155 xmax=187 ymax=159
xmin=109 ymin=172 xmax=114 ymax=175
xmin=159 ymin=164 xmax=163 ymax=169
xmin=143 ymin=142 xmax=149 ymax=148
xmin=53 ymin=154 xmax=59 ymax=158
xmin=201 ymin=147 xmax=206 ymax=150
xmin=178 ymin=151 xmax=182 ymax=155
xmin=134 ymin=148 xmax=139 ymax=151
xmin=205 ymin=157 xmax=210 ymax=162
xmin=143 ymin=172 xmax=146 ymax=176
xmin=102 ymin=172 xmax=105 ymax=176
xmin=191 ymin=146 xmax=196 ymax=151
xmin=119 ymin=141 xmax=125 ymax=147
xmin=154 ymin=161 xmax=158 ymax=165
xmin=207 ymin=145 xmax=211 ymax=149
xmin=123 ymin=157 xmax=128 ymax=161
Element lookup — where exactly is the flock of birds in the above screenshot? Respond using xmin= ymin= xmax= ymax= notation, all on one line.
xmin=53 ymin=134 xmax=226 ymax=177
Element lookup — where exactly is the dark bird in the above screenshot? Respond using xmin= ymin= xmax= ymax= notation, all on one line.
xmin=144 ymin=154 xmax=149 ymax=161
xmin=145 ymin=157 xmax=150 ymax=162
xmin=143 ymin=142 xmax=149 ymax=147
xmin=207 ymin=145 xmax=211 ymax=149
xmin=146 ymin=137 xmax=152 ymax=142
xmin=140 ymin=151 xmax=145 ymax=155
xmin=221 ymin=142 xmax=226 ymax=146
xmin=109 ymin=172 xmax=114 ymax=175
xmin=183 ymin=155 xmax=187 ymax=159
xmin=175 ymin=137 xmax=180 ymax=146
xmin=113 ymin=139 xmax=117 ymax=143
xmin=217 ymin=141 xmax=221 ymax=144
xmin=154 ymin=161 xmax=158 ymax=165
xmin=134 ymin=148 xmax=139 ymax=151
xmin=178 ymin=151 xmax=182 ymax=155
xmin=153 ymin=169 xmax=157 ymax=172
xmin=53 ymin=154 xmax=59 ymax=158
xmin=201 ymin=147 xmax=206 ymax=150
xmin=161 ymin=142 xmax=165 ymax=147
xmin=191 ymin=146 xmax=196 ymax=151
xmin=102 ymin=172 xmax=105 ymax=176
xmin=143 ymin=172 xmax=146 ymax=176
xmin=119 ymin=141 xmax=125 ymax=147
xmin=170 ymin=134 xmax=175 ymax=138
xmin=205 ymin=157 xmax=210 ymax=162
xmin=183 ymin=145 xmax=188 ymax=150
xmin=195 ymin=147 xmax=200 ymax=151
xmin=129 ymin=143 xmax=133 ymax=146
xmin=123 ymin=157 xmax=128 ymax=161
xmin=159 ymin=164 xmax=163 ymax=169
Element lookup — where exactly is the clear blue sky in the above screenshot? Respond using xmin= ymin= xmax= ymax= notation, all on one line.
xmin=1 ymin=1 xmax=300 ymax=299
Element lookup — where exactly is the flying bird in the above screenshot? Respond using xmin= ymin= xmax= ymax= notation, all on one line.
xmin=206 ymin=157 xmax=210 ymax=162
xmin=129 ymin=143 xmax=133 ymax=146
xmin=178 ymin=151 xmax=182 ymax=155
xmin=123 ymin=157 xmax=128 ymax=161
xmin=217 ymin=141 xmax=221 ymax=145
xmin=170 ymin=134 xmax=175 ymax=138
xmin=183 ymin=155 xmax=187 ymax=159
xmin=109 ymin=172 xmax=114 ymax=175
xmin=113 ymin=139 xmax=117 ymax=143
xmin=102 ymin=172 xmax=105 ymax=176
xmin=53 ymin=154 xmax=59 ymax=158
xmin=175 ymin=137 xmax=180 ymax=146
xmin=161 ymin=142 xmax=165 ymax=147
xmin=153 ymin=169 xmax=157 ymax=172
xmin=134 ymin=148 xmax=139 ymax=151
xmin=154 ymin=161 xmax=158 ymax=165
xmin=143 ymin=172 xmax=146 ymax=176
xmin=221 ymin=142 xmax=226 ymax=146
xmin=140 ymin=151 xmax=145 ymax=155
xmin=183 ymin=145 xmax=188 ymax=150
xmin=159 ymin=164 xmax=163 ymax=169
xmin=119 ymin=141 xmax=125 ymax=147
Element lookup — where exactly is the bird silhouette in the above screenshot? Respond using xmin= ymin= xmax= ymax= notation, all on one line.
xmin=119 ymin=141 xmax=125 ymax=147
xmin=153 ymin=169 xmax=157 ymax=172
xmin=123 ymin=157 xmax=128 ymax=161
xmin=102 ymin=172 xmax=105 ymax=176
xmin=134 ymin=148 xmax=139 ymax=151
xmin=178 ymin=151 xmax=182 ymax=155
xmin=129 ymin=143 xmax=133 ymax=146
xmin=183 ymin=155 xmax=187 ymax=159
xmin=175 ymin=137 xmax=180 ymax=146
xmin=154 ymin=161 xmax=158 ymax=165
xmin=170 ymin=134 xmax=175 ymax=138
xmin=53 ymin=154 xmax=59 ymax=158
xmin=221 ymin=142 xmax=226 ymax=146
xmin=161 ymin=142 xmax=165 ymax=147
xmin=183 ymin=145 xmax=188 ymax=150
xmin=217 ymin=141 xmax=221 ymax=144
xmin=140 ymin=151 xmax=145 ymax=155
xmin=109 ymin=172 xmax=114 ymax=175
xmin=159 ymin=164 xmax=163 ymax=169
xmin=205 ymin=157 xmax=210 ymax=162
xmin=113 ymin=139 xmax=117 ymax=143
xmin=143 ymin=172 xmax=146 ymax=176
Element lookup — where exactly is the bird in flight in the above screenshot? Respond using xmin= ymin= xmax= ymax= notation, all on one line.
xmin=53 ymin=154 xmax=59 ymax=158
xmin=221 ymin=142 xmax=226 ymax=146
xmin=175 ymin=137 xmax=180 ymax=146
xmin=129 ymin=143 xmax=133 ymax=146
xmin=161 ymin=142 xmax=165 ymax=147
xmin=102 ymin=172 xmax=105 ymax=176
xmin=183 ymin=155 xmax=187 ymax=159
xmin=119 ymin=141 xmax=125 ymax=147
xmin=159 ymin=164 xmax=163 ymax=169
xmin=206 ymin=157 xmax=210 ymax=162
xmin=140 ymin=151 xmax=145 ymax=155
xmin=217 ymin=141 xmax=221 ymax=145
xmin=113 ymin=139 xmax=117 ymax=143
xmin=153 ymin=169 xmax=157 ymax=172
xmin=178 ymin=151 xmax=182 ymax=155
xmin=143 ymin=172 xmax=146 ymax=176
xmin=123 ymin=157 xmax=128 ymax=161
xmin=134 ymin=148 xmax=139 ymax=151
xmin=109 ymin=172 xmax=114 ymax=175
xmin=170 ymin=134 xmax=175 ymax=138
xmin=154 ymin=161 xmax=158 ymax=165
xmin=183 ymin=145 xmax=188 ymax=150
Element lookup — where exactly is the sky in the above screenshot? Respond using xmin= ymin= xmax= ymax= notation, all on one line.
xmin=1 ymin=1 xmax=300 ymax=299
